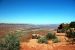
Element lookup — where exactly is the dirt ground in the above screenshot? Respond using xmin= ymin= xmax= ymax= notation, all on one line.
xmin=20 ymin=39 xmax=75 ymax=50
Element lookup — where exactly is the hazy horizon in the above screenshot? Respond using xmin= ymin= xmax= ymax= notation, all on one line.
xmin=0 ymin=0 xmax=75 ymax=24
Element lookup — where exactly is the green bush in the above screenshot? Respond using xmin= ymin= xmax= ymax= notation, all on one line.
xmin=66 ymin=29 xmax=75 ymax=38
xmin=37 ymin=32 xmax=60 ymax=44
xmin=38 ymin=36 xmax=48 ymax=44
xmin=46 ymin=33 xmax=56 ymax=40
xmin=66 ymin=29 xmax=75 ymax=44
xmin=70 ymin=21 xmax=75 ymax=28
xmin=58 ymin=23 xmax=64 ymax=29
xmin=52 ymin=37 xmax=60 ymax=43
xmin=0 ymin=32 xmax=20 ymax=50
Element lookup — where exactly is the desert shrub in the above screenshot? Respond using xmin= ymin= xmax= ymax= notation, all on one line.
xmin=38 ymin=36 xmax=48 ymax=44
xmin=46 ymin=33 xmax=56 ymax=40
xmin=57 ymin=26 xmax=70 ymax=33
xmin=57 ymin=23 xmax=70 ymax=33
xmin=70 ymin=21 xmax=75 ymax=28
xmin=0 ymin=32 xmax=20 ymax=50
xmin=58 ymin=23 xmax=64 ymax=29
xmin=61 ymin=29 xmax=66 ymax=33
xmin=37 ymin=32 xmax=60 ymax=44
xmin=52 ymin=37 xmax=60 ymax=43
xmin=57 ymin=29 xmax=65 ymax=33
xmin=66 ymin=29 xmax=75 ymax=38
xmin=66 ymin=29 xmax=75 ymax=44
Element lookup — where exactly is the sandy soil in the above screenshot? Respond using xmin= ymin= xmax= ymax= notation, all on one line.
xmin=20 ymin=39 xmax=75 ymax=50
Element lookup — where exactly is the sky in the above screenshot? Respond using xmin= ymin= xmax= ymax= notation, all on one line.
xmin=0 ymin=0 xmax=75 ymax=24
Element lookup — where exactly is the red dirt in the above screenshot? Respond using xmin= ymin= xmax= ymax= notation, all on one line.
xmin=20 ymin=39 xmax=75 ymax=50
xmin=54 ymin=45 xmax=75 ymax=50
